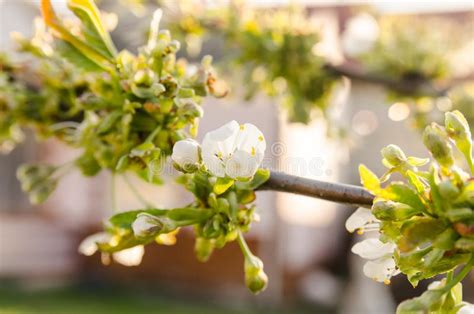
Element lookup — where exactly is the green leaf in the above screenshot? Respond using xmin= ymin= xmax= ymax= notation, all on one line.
xmin=406 ymin=170 xmax=426 ymax=195
xmin=166 ymin=207 xmax=213 ymax=226
xmin=55 ymin=40 xmax=102 ymax=72
xmin=398 ymin=217 xmax=447 ymax=252
xmin=396 ymin=289 xmax=445 ymax=314
xmin=97 ymin=111 xmax=122 ymax=134
xmin=213 ymin=177 xmax=234 ymax=195
xmin=75 ymin=152 xmax=101 ymax=176
xmin=359 ymin=164 xmax=380 ymax=194
xmin=41 ymin=0 xmax=113 ymax=71
xmin=68 ymin=0 xmax=117 ymax=58
xmin=235 ymin=168 xmax=270 ymax=190
xmin=382 ymin=183 xmax=426 ymax=212
xmin=407 ymin=156 xmax=430 ymax=167
xmin=455 ymin=237 xmax=474 ymax=251
xmin=109 ymin=209 xmax=167 ymax=229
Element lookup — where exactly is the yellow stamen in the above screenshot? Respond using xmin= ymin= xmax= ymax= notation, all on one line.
xmin=384 ymin=279 xmax=391 ymax=285
xmin=217 ymin=152 xmax=223 ymax=158
xmin=251 ymin=147 xmax=256 ymax=156
xmin=240 ymin=124 xmax=245 ymax=131
xmin=357 ymin=229 xmax=364 ymax=235
xmin=258 ymin=135 xmax=264 ymax=142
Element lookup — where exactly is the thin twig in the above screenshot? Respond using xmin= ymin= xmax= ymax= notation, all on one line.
xmin=258 ymin=170 xmax=374 ymax=207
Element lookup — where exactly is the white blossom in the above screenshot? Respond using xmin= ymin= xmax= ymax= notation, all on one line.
xmin=351 ymin=238 xmax=399 ymax=284
xmin=78 ymin=232 xmax=112 ymax=256
xmin=458 ymin=303 xmax=474 ymax=314
xmin=201 ymin=120 xmax=266 ymax=179
xmin=352 ymin=238 xmax=396 ymax=260
xmin=341 ymin=13 xmax=380 ymax=57
xmin=362 ymin=257 xmax=399 ymax=284
xmin=78 ymin=232 xmax=145 ymax=267
xmin=113 ymin=245 xmax=145 ymax=267
xmin=171 ymin=139 xmax=200 ymax=169
xmin=345 ymin=207 xmax=379 ymax=234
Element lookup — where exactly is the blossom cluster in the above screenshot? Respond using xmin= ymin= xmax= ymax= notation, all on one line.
xmin=79 ymin=121 xmax=270 ymax=294
xmin=5 ymin=0 xmax=226 ymax=204
xmin=347 ymin=110 xmax=473 ymax=313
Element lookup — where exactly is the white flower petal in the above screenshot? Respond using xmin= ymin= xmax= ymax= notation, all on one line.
xmin=234 ymin=123 xmax=266 ymax=161
xmin=113 ymin=245 xmax=145 ymax=267
xmin=458 ymin=303 xmax=474 ymax=314
xmin=351 ymin=238 xmax=396 ymax=260
xmin=171 ymin=139 xmax=200 ymax=168
xmin=202 ymin=152 xmax=226 ymax=177
xmin=363 ymin=256 xmax=399 ymax=283
xmin=427 ymin=280 xmax=444 ymax=290
xmin=78 ymin=232 xmax=111 ymax=256
xmin=202 ymin=120 xmax=239 ymax=157
xmin=345 ymin=207 xmax=378 ymax=233
xmin=225 ymin=150 xmax=259 ymax=179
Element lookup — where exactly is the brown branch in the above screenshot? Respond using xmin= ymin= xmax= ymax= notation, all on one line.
xmin=324 ymin=62 xmax=474 ymax=97
xmin=258 ymin=171 xmax=374 ymax=207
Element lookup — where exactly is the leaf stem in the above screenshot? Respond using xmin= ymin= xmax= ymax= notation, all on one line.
xmin=237 ymin=231 xmax=254 ymax=260
xmin=123 ymin=174 xmax=154 ymax=208
xmin=441 ymin=254 xmax=473 ymax=293
xmin=145 ymin=125 xmax=162 ymax=143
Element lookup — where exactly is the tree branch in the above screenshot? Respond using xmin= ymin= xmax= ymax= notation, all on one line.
xmin=257 ymin=171 xmax=374 ymax=207
xmin=325 ymin=62 xmax=473 ymax=97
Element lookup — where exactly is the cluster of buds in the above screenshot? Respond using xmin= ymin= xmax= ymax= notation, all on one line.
xmin=348 ymin=110 xmax=473 ymax=313
xmin=2 ymin=0 xmax=226 ymax=204
xmin=79 ymin=120 xmax=270 ymax=294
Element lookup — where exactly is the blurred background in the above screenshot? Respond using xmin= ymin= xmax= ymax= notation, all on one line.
xmin=0 ymin=0 xmax=473 ymax=313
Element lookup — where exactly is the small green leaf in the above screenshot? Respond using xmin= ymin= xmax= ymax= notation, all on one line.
xmin=359 ymin=164 xmax=380 ymax=193
xmin=382 ymin=183 xmax=426 ymax=212
xmin=396 ymin=289 xmax=445 ymax=314
xmin=235 ymin=168 xmax=270 ymax=190
xmin=97 ymin=111 xmax=122 ymax=134
xmin=68 ymin=0 xmax=117 ymax=57
xmin=166 ymin=207 xmax=213 ymax=226
xmin=406 ymin=170 xmax=426 ymax=195
xmin=213 ymin=177 xmax=234 ymax=195
xmin=398 ymin=217 xmax=447 ymax=252
xmin=109 ymin=208 xmax=167 ymax=229
xmin=407 ymin=156 xmax=430 ymax=167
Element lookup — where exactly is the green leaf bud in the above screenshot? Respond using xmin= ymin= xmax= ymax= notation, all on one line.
xmin=194 ymin=237 xmax=215 ymax=262
xmin=133 ymin=69 xmax=154 ymax=86
xmin=132 ymin=213 xmax=177 ymax=238
xmin=381 ymin=144 xmax=407 ymax=167
xmin=445 ymin=110 xmax=471 ymax=140
xmin=422 ymin=124 xmax=454 ymax=168
xmin=372 ymin=200 xmax=421 ymax=221
xmin=438 ymin=180 xmax=461 ymax=200
xmin=244 ymin=255 xmax=268 ymax=294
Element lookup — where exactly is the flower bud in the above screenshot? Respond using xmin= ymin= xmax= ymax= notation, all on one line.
xmin=177 ymin=100 xmax=203 ymax=119
xmin=132 ymin=213 xmax=176 ymax=238
xmin=171 ymin=139 xmax=201 ymax=173
xmin=244 ymin=255 xmax=268 ymax=294
xmin=422 ymin=124 xmax=454 ymax=168
xmin=445 ymin=110 xmax=471 ymax=140
xmin=438 ymin=180 xmax=460 ymax=200
xmin=133 ymin=69 xmax=154 ymax=86
xmin=132 ymin=213 xmax=161 ymax=237
xmin=381 ymin=144 xmax=407 ymax=167
xmin=372 ymin=200 xmax=420 ymax=221
xmin=194 ymin=237 xmax=215 ymax=262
